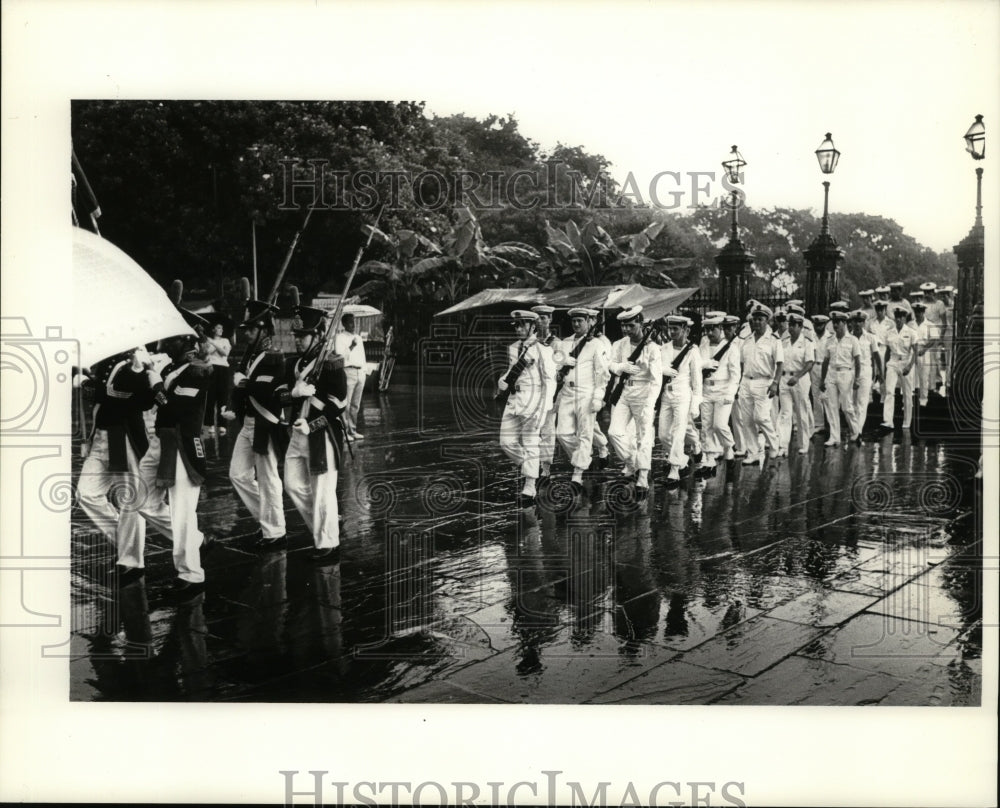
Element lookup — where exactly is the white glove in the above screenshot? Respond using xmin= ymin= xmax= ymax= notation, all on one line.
xmin=132 ymin=346 xmax=152 ymax=370
xmin=220 ymin=408 xmax=237 ymax=422
xmin=703 ymin=359 xmax=719 ymax=373
xmin=232 ymin=371 xmax=247 ymax=387
xmin=622 ymin=363 xmax=640 ymax=376
xmin=562 ymin=355 xmax=577 ymax=367
xmin=291 ymin=380 xmax=316 ymax=399
xmin=590 ymin=397 xmax=603 ymax=413
xmin=293 ymin=417 xmax=310 ymax=435
xmin=498 ymin=378 xmax=509 ymax=392
xmin=663 ymin=367 xmax=678 ymax=380
xmin=145 ymin=369 xmax=163 ymax=387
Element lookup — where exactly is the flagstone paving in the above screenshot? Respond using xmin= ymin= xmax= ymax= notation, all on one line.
xmin=70 ymin=388 xmax=984 ymax=705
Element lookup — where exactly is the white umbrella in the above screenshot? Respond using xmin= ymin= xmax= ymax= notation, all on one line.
xmin=72 ymin=228 xmax=194 ymax=367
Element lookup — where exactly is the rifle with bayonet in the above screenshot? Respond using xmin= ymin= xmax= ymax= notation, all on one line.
xmin=494 ymin=338 xmax=535 ymax=408
xmin=298 ymin=205 xmax=385 ymax=422
xmin=553 ymin=311 xmax=604 ymax=402
xmin=605 ymin=319 xmax=663 ymax=408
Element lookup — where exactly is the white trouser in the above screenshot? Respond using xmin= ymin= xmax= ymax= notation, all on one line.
xmin=343 ymin=367 xmax=365 ymax=434
xmin=229 ymin=417 xmax=286 ymax=539
xmin=77 ymin=429 xmax=146 ymax=569
xmin=700 ymin=382 xmax=735 ymax=462
xmin=136 ymin=435 xmax=204 ymax=583
xmin=823 ymin=368 xmax=858 ymax=443
xmin=592 ymin=420 xmax=609 ymax=458
xmin=556 ymin=386 xmax=597 ymax=471
xmin=283 ymin=431 xmax=339 ymax=550
xmin=917 ymin=353 xmax=939 ymax=404
xmin=736 ymin=378 xmax=779 ymax=457
xmin=883 ymin=362 xmax=914 ymax=427
xmin=730 ymin=382 xmax=747 ymax=453
xmin=777 ymin=372 xmax=812 ymax=452
xmin=607 ymin=386 xmax=656 ymax=472
xmin=538 ymin=408 xmax=557 ymax=467
xmin=852 ymin=367 xmax=873 ymax=436
xmin=657 ymin=385 xmax=693 ymax=467
xmin=500 ymin=406 xmax=542 ymax=478
xmin=810 ymin=364 xmax=826 ymax=430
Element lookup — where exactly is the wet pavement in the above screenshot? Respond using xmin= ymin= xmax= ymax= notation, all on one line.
xmin=70 ymin=388 xmax=983 ymax=705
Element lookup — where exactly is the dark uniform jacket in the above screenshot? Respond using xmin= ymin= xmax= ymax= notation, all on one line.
xmin=233 ymin=349 xmax=288 ymax=456
xmin=87 ymin=355 xmax=155 ymax=472
xmin=283 ymin=353 xmax=348 ymax=475
xmin=151 ymin=359 xmax=210 ymax=486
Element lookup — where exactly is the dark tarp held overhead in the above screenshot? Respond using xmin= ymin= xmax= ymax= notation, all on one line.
xmin=435 ymin=284 xmax=699 ymax=321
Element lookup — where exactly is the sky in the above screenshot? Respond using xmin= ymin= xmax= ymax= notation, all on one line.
xmin=416 ymin=2 xmax=999 ymax=253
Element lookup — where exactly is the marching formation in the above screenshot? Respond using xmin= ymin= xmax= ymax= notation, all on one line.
xmin=496 ymin=282 xmax=955 ymax=505
xmin=78 ymin=301 xmax=351 ymax=600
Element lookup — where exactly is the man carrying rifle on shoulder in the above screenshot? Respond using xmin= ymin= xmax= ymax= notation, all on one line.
xmin=281 ymin=306 xmax=349 ymax=562
xmin=588 ymin=310 xmax=613 ymax=470
xmin=530 ymin=305 xmax=559 ymax=484
xmin=225 ymin=300 xmax=289 ymax=551
xmin=497 ymin=310 xmax=554 ymax=507
xmin=697 ymin=313 xmax=741 ymax=476
xmin=658 ymin=315 xmax=703 ymax=483
xmin=553 ymin=308 xmax=608 ymax=497
xmin=606 ymin=307 xmax=661 ymax=497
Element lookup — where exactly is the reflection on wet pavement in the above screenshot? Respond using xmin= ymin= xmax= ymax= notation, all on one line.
xmin=71 ymin=390 xmax=983 ymax=705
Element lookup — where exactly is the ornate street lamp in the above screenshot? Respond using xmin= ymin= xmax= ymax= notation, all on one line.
xmin=804 ymin=132 xmax=845 ymax=315
xmin=952 ymin=114 xmax=985 ymax=425
xmin=715 ymin=145 xmax=753 ymax=315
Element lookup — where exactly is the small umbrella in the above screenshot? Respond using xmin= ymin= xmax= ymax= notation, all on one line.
xmin=72 ymin=227 xmax=194 ymax=367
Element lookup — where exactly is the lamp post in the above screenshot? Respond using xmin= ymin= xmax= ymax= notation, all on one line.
xmin=715 ymin=145 xmax=753 ymax=315
xmin=951 ymin=114 xmax=985 ymax=434
xmin=803 ymin=133 xmax=845 ymax=315
xmin=953 ymin=115 xmax=985 ymax=343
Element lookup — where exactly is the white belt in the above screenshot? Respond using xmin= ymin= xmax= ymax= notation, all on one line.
xmin=249 ymin=396 xmax=281 ymax=425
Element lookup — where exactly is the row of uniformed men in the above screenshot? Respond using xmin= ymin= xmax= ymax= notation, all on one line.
xmin=77 ymin=301 xmax=351 ymax=598
xmin=497 ymin=286 xmax=951 ymax=502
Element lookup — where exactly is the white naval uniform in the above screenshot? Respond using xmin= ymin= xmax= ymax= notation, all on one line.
xmin=536 ymin=333 xmax=559 ymax=471
xmin=811 ymin=330 xmax=832 ymax=432
xmin=912 ymin=318 xmax=940 ymax=405
xmin=699 ymin=337 xmax=741 ymax=463
xmin=852 ymin=330 xmax=878 ymax=436
xmin=821 ymin=332 xmax=861 ymax=443
xmin=555 ymin=334 xmax=608 ymax=471
xmin=883 ymin=323 xmax=917 ymax=427
xmin=658 ymin=341 xmax=703 ymax=469
xmin=777 ymin=333 xmax=815 ymax=453
xmin=607 ymin=335 xmax=661 ymax=474
xmin=592 ymin=334 xmax=613 ymax=460
xmin=500 ymin=336 xmax=553 ymax=479
xmin=736 ymin=328 xmax=783 ymax=459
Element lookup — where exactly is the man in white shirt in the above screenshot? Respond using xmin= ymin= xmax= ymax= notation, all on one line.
xmin=778 ymin=312 xmax=815 ymax=455
xmin=936 ymin=285 xmax=955 ymax=395
xmin=658 ymin=315 xmax=702 ymax=481
xmin=333 ymin=313 xmax=368 ymax=440
xmin=555 ymin=307 xmax=608 ymax=495
xmin=698 ymin=314 xmax=741 ymax=472
xmin=810 ymin=314 xmax=832 ymax=436
xmin=849 ymin=311 xmax=881 ymax=437
xmin=881 ymin=306 xmax=918 ymax=429
xmin=606 ymin=306 xmax=661 ymax=493
xmin=858 ymin=290 xmax=877 ymax=325
xmin=530 ymin=305 xmax=559 ymax=482
xmin=723 ymin=314 xmax=748 ymax=456
xmin=911 ymin=301 xmax=941 ymax=407
xmin=888 ymin=282 xmax=912 ymax=318
xmin=736 ymin=303 xmax=783 ymax=465
xmin=820 ymin=311 xmax=861 ymax=446
xmin=497 ymin=310 xmax=554 ymax=505
xmin=589 ymin=310 xmax=613 ymax=469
